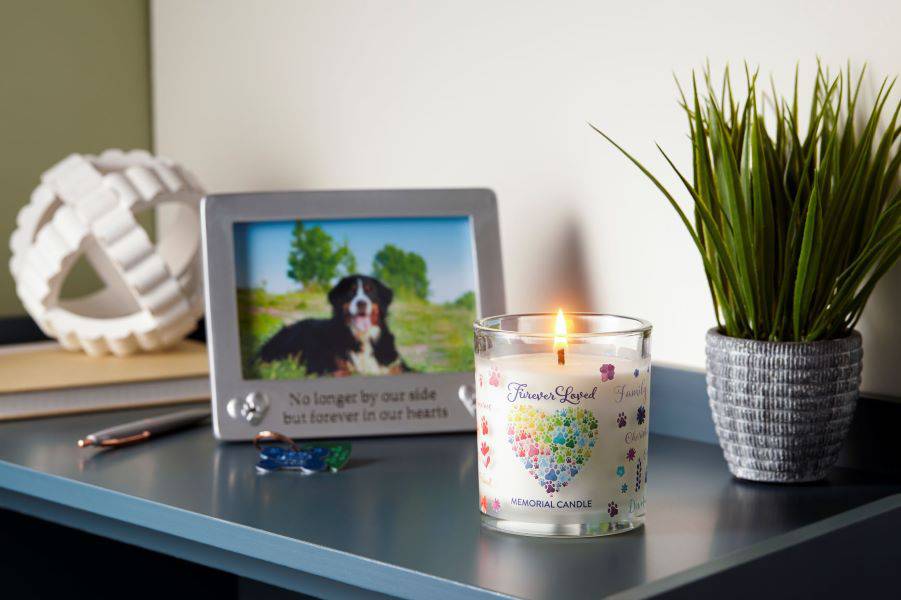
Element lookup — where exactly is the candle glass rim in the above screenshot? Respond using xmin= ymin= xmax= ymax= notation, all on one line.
xmin=474 ymin=312 xmax=652 ymax=339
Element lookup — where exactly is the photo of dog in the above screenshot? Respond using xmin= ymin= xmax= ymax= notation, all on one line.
xmin=235 ymin=216 xmax=477 ymax=380
xmin=258 ymin=275 xmax=410 ymax=376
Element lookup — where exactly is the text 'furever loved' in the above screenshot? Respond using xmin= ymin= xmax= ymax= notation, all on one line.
xmin=506 ymin=382 xmax=598 ymax=404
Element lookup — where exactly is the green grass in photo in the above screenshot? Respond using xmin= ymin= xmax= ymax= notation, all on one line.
xmin=236 ymin=287 xmax=475 ymax=379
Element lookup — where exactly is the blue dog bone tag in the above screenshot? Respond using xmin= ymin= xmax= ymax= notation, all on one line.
xmin=255 ymin=437 xmax=352 ymax=474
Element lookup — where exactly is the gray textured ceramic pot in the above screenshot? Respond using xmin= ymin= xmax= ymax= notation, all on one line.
xmin=705 ymin=328 xmax=862 ymax=483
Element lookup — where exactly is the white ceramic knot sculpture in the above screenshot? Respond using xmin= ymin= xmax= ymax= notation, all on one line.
xmin=10 ymin=149 xmax=205 ymax=356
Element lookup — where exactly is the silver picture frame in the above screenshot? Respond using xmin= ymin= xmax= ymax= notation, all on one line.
xmin=202 ymin=189 xmax=505 ymax=440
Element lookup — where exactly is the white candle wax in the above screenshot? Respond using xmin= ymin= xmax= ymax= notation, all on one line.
xmin=475 ymin=352 xmax=650 ymax=527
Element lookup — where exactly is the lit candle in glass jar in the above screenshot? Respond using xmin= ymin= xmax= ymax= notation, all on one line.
xmin=473 ymin=312 xmax=651 ymax=537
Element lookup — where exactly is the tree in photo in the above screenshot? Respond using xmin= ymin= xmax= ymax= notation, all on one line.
xmin=372 ymin=244 xmax=430 ymax=300
xmin=448 ymin=290 xmax=476 ymax=311
xmin=286 ymin=221 xmax=357 ymax=289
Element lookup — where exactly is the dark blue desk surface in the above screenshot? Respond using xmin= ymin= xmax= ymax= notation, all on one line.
xmin=0 ymin=407 xmax=898 ymax=599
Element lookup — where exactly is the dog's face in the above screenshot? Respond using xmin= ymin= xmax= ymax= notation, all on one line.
xmin=328 ymin=275 xmax=393 ymax=338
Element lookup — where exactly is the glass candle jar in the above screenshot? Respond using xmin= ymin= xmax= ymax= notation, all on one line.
xmin=473 ymin=313 xmax=652 ymax=537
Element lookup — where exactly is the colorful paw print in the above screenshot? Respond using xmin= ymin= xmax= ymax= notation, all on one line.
xmin=636 ymin=405 xmax=646 ymax=426
xmin=627 ymin=447 xmax=636 ymax=461
xmin=492 ymin=498 xmax=501 ymax=513
xmin=607 ymin=501 xmax=619 ymax=517
xmin=508 ymin=404 xmax=599 ymax=495
xmin=488 ymin=366 xmax=501 ymax=387
xmin=478 ymin=416 xmax=491 ymax=467
xmin=600 ymin=363 xmax=615 ymax=382
xmin=616 ymin=412 xmax=627 ymax=428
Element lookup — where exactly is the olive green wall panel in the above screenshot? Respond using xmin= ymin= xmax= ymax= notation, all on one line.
xmin=0 ymin=0 xmax=152 ymax=316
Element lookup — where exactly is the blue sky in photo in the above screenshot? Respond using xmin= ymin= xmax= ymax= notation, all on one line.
xmin=234 ymin=216 xmax=476 ymax=303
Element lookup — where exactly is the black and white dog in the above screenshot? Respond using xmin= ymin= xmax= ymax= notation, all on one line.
xmin=258 ymin=275 xmax=409 ymax=376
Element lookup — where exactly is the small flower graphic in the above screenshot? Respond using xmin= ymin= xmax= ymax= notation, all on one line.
xmin=492 ymin=498 xmax=501 ymax=512
xmin=616 ymin=465 xmax=625 ymax=477
xmin=636 ymin=405 xmax=646 ymax=426
xmin=627 ymin=448 xmax=636 ymax=461
xmin=480 ymin=416 xmax=489 ymax=435
xmin=607 ymin=501 xmax=619 ymax=517
xmin=488 ymin=366 xmax=501 ymax=387
xmin=616 ymin=412 xmax=627 ymax=428
xmin=480 ymin=495 xmax=488 ymax=513
xmin=621 ymin=483 xmax=628 ymax=493
xmin=600 ymin=363 xmax=616 ymax=382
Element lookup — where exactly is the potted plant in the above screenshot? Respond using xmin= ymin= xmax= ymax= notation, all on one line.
xmin=593 ymin=64 xmax=900 ymax=482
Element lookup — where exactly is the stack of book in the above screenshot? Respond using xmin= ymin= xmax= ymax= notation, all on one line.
xmin=0 ymin=339 xmax=209 ymax=420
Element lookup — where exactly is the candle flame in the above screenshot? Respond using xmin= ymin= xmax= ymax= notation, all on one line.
xmin=554 ymin=309 xmax=567 ymax=365
xmin=554 ymin=308 xmax=568 ymax=347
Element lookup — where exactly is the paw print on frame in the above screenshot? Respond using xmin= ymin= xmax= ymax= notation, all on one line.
xmin=488 ymin=366 xmax=501 ymax=387
xmin=616 ymin=412 xmax=627 ymax=428
xmin=480 ymin=416 xmax=489 ymax=436
xmin=607 ymin=501 xmax=619 ymax=517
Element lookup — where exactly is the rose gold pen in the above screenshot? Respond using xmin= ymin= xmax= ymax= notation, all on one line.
xmin=77 ymin=407 xmax=211 ymax=448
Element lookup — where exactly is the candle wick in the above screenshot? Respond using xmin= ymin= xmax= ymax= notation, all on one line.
xmin=557 ymin=347 xmax=565 ymax=366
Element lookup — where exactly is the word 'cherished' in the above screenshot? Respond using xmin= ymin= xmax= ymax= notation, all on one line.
xmin=506 ymin=382 xmax=597 ymax=405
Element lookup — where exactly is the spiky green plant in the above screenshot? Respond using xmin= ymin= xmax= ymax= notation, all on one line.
xmin=593 ymin=64 xmax=901 ymax=342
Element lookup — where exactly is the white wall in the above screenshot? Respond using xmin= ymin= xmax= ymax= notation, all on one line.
xmin=152 ymin=0 xmax=901 ymax=396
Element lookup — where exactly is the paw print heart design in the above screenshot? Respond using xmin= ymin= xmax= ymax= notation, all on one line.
xmin=507 ymin=404 xmax=598 ymax=495
xmin=488 ymin=366 xmax=501 ymax=387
